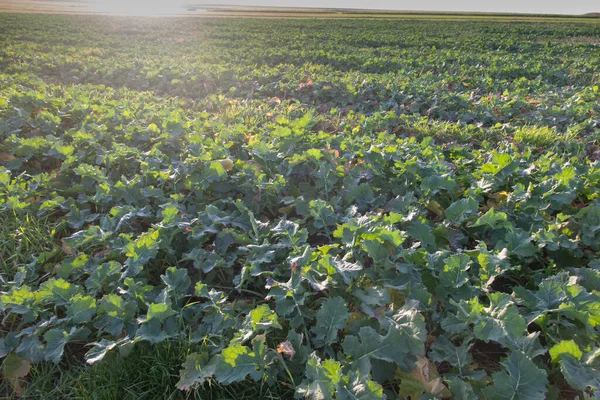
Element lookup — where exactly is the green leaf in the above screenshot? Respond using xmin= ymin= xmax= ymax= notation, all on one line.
xmin=85 ymin=337 xmax=136 ymax=364
xmin=549 ymin=340 xmax=583 ymax=363
xmin=338 ymin=371 xmax=384 ymax=400
xmin=500 ymin=332 xmax=546 ymax=360
xmin=475 ymin=293 xmax=527 ymax=342
xmin=0 ymin=169 xmax=10 ymax=186
xmin=442 ymin=293 xmax=526 ymax=343
xmin=272 ymin=220 xmax=308 ymax=248
xmin=497 ymin=230 xmax=537 ymax=258
xmin=203 ymin=161 xmax=227 ymax=183
xmin=43 ymin=329 xmax=70 ymax=364
xmin=447 ymin=378 xmax=478 ymax=400
xmin=177 ymin=351 xmax=216 ymax=390
xmin=0 ymin=339 xmax=7 ymax=358
xmin=182 ymin=248 xmax=223 ymax=274
xmin=161 ymin=205 xmax=180 ymax=226
xmin=343 ymin=325 xmax=415 ymax=374
xmin=439 ymin=254 xmax=471 ymax=289
xmin=214 ymin=343 xmax=262 ymax=385
xmin=514 ymin=274 xmax=568 ymax=311
xmin=375 ymin=228 xmax=405 ymax=248
xmin=572 ymin=267 xmax=600 ymax=292
xmin=484 ymin=351 xmax=548 ymax=400
xmin=477 ymin=246 xmax=511 ymax=288
xmin=16 ymin=335 xmax=44 ymax=362
xmin=146 ymin=303 xmax=177 ymax=322
xmin=95 ymin=294 xmax=138 ymax=336
xmin=361 ymin=239 xmax=390 ymax=262
xmin=512 ymin=271 xmax=599 ymax=327
xmin=429 ymin=336 xmax=473 ymax=377
xmin=37 ymin=279 xmax=83 ymax=306
xmin=249 ymin=304 xmax=280 ymax=330
xmin=215 ymin=230 xmax=236 ymax=255
xmin=161 ymin=267 xmax=191 ymax=296
xmin=390 ymin=300 xmax=427 ymax=356
xmin=560 ymin=355 xmax=600 ymax=393
xmin=194 ymin=282 xmax=209 ymax=298
xmin=296 ymin=353 xmax=341 ymax=400
xmin=481 ymin=153 xmax=514 ymax=175
xmin=406 ymin=221 xmax=436 ymax=252
xmin=329 ymin=256 xmax=363 ymax=284
xmin=349 ymin=184 xmax=375 ymax=211
xmin=354 ymin=287 xmax=390 ymax=306
xmin=472 ymin=208 xmax=512 ymax=231
xmin=124 ymin=229 xmax=160 ymax=277
xmin=67 ymin=294 xmax=96 ymax=324
xmin=85 ymin=261 xmax=120 ymax=296
xmin=446 ymin=198 xmax=479 ymax=223
xmin=577 ymin=205 xmax=600 ymax=250
xmin=311 ymin=296 xmax=349 ymax=348
xmin=309 ymin=199 xmax=337 ymax=231
xmin=57 ymin=254 xmax=88 ymax=279
xmin=1 ymin=286 xmax=36 ymax=318
xmin=238 ymin=304 xmax=282 ymax=342
xmin=421 ymin=174 xmax=456 ymax=195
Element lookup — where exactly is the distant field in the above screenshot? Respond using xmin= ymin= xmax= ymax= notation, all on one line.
xmin=1 ymin=11 xmax=600 ymax=400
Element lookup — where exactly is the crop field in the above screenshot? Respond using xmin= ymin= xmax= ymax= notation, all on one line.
xmin=1 ymin=12 xmax=600 ymax=399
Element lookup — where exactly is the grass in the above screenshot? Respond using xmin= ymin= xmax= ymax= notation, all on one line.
xmin=407 ymin=118 xmax=496 ymax=143
xmin=513 ymin=125 xmax=576 ymax=147
xmin=0 ymin=210 xmax=58 ymax=279
xmin=1 ymin=340 xmax=293 ymax=399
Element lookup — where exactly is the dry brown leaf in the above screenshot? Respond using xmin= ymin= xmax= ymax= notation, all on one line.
xmin=24 ymin=196 xmax=40 ymax=204
xmin=0 ymin=152 xmax=16 ymax=162
xmin=217 ymin=158 xmax=234 ymax=171
xmin=426 ymin=200 xmax=444 ymax=216
xmin=61 ymin=238 xmax=74 ymax=256
xmin=398 ymin=356 xmax=450 ymax=399
xmin=276 ymin=340 xmax=295 ymax=360
xmin=3 ymin=353 xmax=31 ymax=397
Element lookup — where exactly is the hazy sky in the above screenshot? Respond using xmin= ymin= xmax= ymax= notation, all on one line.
xmin=204 ymin=0 xmax=599 ymax=14
xmin=87 ymin=0 xmax=599 ymax=15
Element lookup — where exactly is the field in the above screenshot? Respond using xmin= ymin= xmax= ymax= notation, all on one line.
xmin=1 ymin=12 xmax=600 ymax=400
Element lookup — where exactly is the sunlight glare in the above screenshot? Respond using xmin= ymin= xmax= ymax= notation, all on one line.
xmin=91 ymin=0 xmax=187 ymax=16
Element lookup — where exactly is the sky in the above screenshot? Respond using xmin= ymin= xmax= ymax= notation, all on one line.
xmin=203 ymin=0 xmax=598 ymax=14
xmin=86 ymin=0 xmax=599 ymax=15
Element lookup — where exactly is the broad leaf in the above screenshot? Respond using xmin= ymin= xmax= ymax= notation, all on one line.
xmin=296 ymin=353 xmax=342 ymax=400
xmin=213 ymin=343 xmax=262 ymax=385
xmin=177 ymin=351 xmax=216 ymax=390
xmin=338 ymin=371 xmax=385 ymax=400
xmin=311 ymin=296 xmax=349 ymax=348
xmin=343 ymin=325 xmax=416 ymax=374
xmin=407 ymin=221 xmax=436 ymax=252
xmin=446 ymin=198 xmax=479 ymax=223
xmin=484 ymin=351 xmax=548 ymax=400
xmin=560 ymin=355 xmax=600 ymax=393
xmin=549 ymin=340 xmax=582 ymax=363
